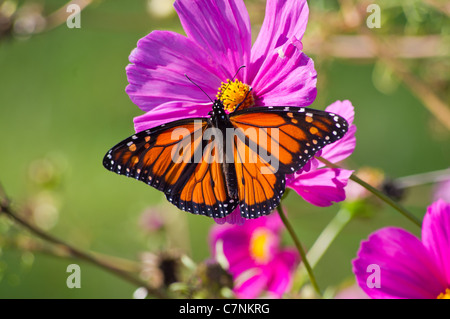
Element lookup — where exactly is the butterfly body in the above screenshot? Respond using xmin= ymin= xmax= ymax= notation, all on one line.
xmin=104 ymin=100 xmax=349 ymax=219
xmin=208 ymin=100 xmax=239 ymax=202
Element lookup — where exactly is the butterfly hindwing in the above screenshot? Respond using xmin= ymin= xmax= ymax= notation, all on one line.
xmin=166 ymin=137 xmax=238 ymax=218
xmin=232 ymin=127 xmax=286 ymax=218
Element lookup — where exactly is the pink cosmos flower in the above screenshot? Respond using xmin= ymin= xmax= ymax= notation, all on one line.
xmin=209 ymin=212 xmax=300 ymax=298
xmin=126 ymin=0 xmax=316 ymax=132
xmin=126 ymin=0 xmax=355 ymax=223
xmin=353 ymin=199 xmax=450 ymax=299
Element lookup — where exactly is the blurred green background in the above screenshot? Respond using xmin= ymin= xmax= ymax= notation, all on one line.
xmin=0 ymin=0 xmax=449 ymax=298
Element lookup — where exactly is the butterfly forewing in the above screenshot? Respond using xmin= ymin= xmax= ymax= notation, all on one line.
xmin=103 ymin=118 xmax=238 ymax=218
xmin=229 ymin=106 xmax=348 ymax=218
xmin=230 ymin=106 xmax=349 ymax=174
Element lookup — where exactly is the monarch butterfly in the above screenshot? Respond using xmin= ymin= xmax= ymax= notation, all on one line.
xmin=103 ymin=91 xmax=348 ymax=219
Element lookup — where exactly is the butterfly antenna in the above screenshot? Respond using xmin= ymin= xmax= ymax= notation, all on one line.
xmin=218 ymin=65 xmax=246 ymax=100
xmin=232 ymin=65 xmax=246 ymax=81
xmin=184 ymin=74 xmax=214 ymax=103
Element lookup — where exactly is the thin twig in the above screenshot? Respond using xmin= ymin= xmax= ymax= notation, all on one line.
xmin=304 ymin=35 xmax=448 ymax=59
xmin=316 ymin=157 xmax=422 ymax=227
xmin=0 ymin=188 xmax=167 ymax=298
xmin=359 ymin=29 xmax=450 ymax=131
xmin=395 ymin=167 xmax=450 ymax=188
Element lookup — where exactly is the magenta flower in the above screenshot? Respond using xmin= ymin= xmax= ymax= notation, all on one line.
xmin=126 ymin=0 xmax=316 ymax=132
xmin=286 ymin=100 xmax=356 ymax=207
xmin=210 ymin=212 xmax=300 ymax=298
xmin=353 ymin=199 xmax=450 ymax=299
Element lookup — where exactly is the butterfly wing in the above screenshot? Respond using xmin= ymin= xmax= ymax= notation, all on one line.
xmin=167 ymin=135 xmax=238 ymax=218
xmin=229 ymin=106 xmax=348 ymax=218
xmin=103 ymin=118 xmax=237 ymax=218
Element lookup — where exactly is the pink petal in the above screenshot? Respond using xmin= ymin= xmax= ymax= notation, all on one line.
xmin=126 ymin=31 xmax=222 ymax=115
xmin=249 ymin=37 xmax=317 ymax=107
xmin=353 ymin=227 xmax=445 ymax=299
xmin=214 ymin=207 xmax=246 ymax=225
xmin=174 ymin=0 xmax=251 ymax=80
xmin=209 ymin=224 xmax=252 ymax=268
xmin=250 ymin=0 xmax=309 ymax=80
xmin=421 ymin=199 xmax=450 ymax=286
xmin=267 ymin=249 xmax=300 ymax=297
xmin=319 ymin=125 xmax=357 ymax=165
xmin=288 ymin=168 xmax=353 ymax=207
xmin=234 ymin=270 xmax=269 ymax=299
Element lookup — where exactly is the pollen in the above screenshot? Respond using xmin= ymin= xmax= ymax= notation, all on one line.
xmin=216 ymin=79 xmax=254 ymax=113
xmin=249 ymin=228 xmax=276 ymax=264
xmin=437 ymin=288 xmax=450 ymax=299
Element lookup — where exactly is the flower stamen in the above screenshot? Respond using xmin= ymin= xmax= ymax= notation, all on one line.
xmin=249 ymin=228 xmax=276 ymax=264
xmin=216 ymin=79 xmax=254 ymax=113
xmin=437 ymin=288 xmax=450 ymax=299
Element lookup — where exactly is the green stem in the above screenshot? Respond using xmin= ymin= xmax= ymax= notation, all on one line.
xmin=316 ymin=156 xmax=422 ymax=228
xmin=276 ymin=205 xmax=322 ymax=297
xmin=294 ymin=207 xmax=353 ymax=291
xmin=306 ymin=207 xmax=353 ymax=269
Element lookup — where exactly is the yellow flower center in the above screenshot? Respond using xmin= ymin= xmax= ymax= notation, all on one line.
xmin=216 ymin=79 xmax=254 ymax=113
xmin=249 ymin=228 xmax=275 ymax=264
xmin=437 ymin=288 xmax=450 ymax=299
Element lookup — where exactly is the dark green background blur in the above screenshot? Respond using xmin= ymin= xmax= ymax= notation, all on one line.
xmin=0 ymin=0 xmax=448 ymax=298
